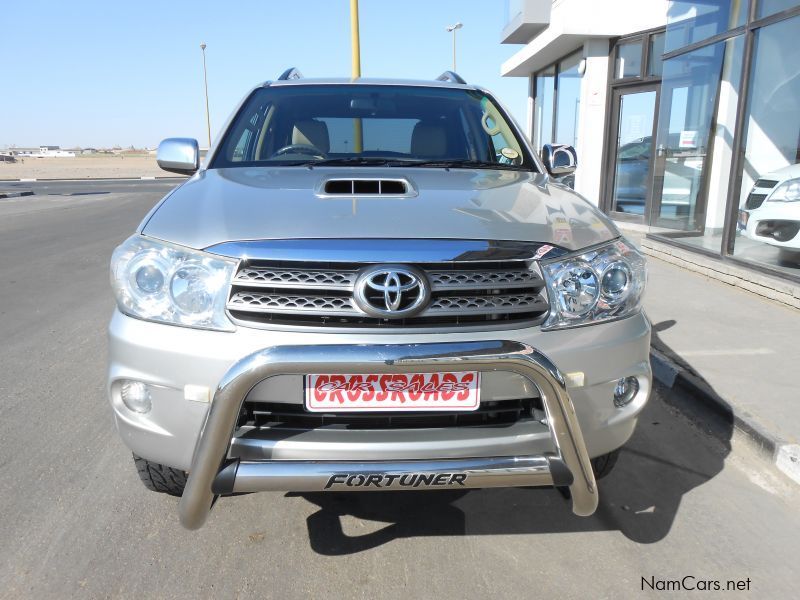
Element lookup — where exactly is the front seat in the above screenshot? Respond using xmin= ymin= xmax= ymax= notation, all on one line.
xmin=292 ymin=119 xmax=330 ymax=154
xmin=411 ymin=121 xmax=448 ymax=157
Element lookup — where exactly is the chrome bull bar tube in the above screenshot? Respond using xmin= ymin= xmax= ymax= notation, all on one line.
xmin=178 ymin=341 xmax=598 ymax=530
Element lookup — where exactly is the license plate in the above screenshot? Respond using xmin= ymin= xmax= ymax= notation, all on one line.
xmin=305 ymin=372 xmax=480 ymax=412
xmin=738 ymin=210 xmax=749 ymax=230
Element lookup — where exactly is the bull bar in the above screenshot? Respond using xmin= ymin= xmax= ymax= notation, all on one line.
xmin=178 ymin=340 xmax=599 ymax=530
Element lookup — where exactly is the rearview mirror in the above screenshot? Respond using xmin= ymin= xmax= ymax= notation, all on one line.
xmin=541 ymin=144 xmax=577 ymax=177
xmin=157 ymin=138 xmax=200 ymax=175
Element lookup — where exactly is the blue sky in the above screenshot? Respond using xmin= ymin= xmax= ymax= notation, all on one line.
xmin=0 ymin=0 xmax=527 ymax=148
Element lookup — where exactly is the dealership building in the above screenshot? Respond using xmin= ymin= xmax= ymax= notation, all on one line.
xmin=501 ymin=0 xmax=800 ymax=291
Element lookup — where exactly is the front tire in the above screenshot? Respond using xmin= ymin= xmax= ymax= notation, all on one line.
xmin=133 ymin=454 xmax=187 ymax=496
xmin=591 ymin=449 xmax=620 ymax=480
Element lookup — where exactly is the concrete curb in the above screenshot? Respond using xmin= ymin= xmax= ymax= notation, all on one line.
xmin=650 ymin=347 xmax=800 ymax=485
xmin=0 ymin=190 xmax=34 ymax=199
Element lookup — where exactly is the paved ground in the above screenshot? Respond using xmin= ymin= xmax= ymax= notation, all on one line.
xmin=0 ymin=155 xmax=185 ymax=180
xmin=0 ymin=178 xmax=182 ymax=197
xmin=646 ymin=258 xmax=799 ymax=445
xmin=1 ymin=183 xmax=798 ymax=599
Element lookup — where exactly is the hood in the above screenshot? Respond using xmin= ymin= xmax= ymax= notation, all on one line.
xmin=141 ymin=167 xmax=619 ymax=252
xmin=760 ymin=162 xmax=800 ymax=183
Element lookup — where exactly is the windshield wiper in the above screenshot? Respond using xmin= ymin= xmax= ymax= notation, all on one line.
xmin=305 ymin=157 xmax=529 ymax=170
xmin=307 ymin=157 xmax=395 ymax=167
xmin=387 ymin=159 xmax=529 ymax=171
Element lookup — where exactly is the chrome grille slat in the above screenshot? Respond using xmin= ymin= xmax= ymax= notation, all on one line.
xmin=428 ymin=269 xmax=541 ymax=290
xmin=427 ymin=294 xmax=547 ymax=315
xmin=228 ymin=291 xmax=547 ymax=317
xmin=228 ymin=292 xmax=356 ymax=315
xmin=234 ymin=267 xmax=356 ymax=290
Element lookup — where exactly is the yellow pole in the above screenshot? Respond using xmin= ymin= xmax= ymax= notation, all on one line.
xmin=350 ymin=0 xmax=363 ymax=153
xmin=350 ymin=0 xmax=361 ymax=78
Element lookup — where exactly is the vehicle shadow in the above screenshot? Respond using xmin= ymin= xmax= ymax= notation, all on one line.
xmin=291 ymin=320 xmax=734 ymax=556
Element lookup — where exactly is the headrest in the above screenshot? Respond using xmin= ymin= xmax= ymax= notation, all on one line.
xmin=411 ymin=122 xmax=447 ymax=157
xmin=292 ymin=120 xmax=330 ymax=153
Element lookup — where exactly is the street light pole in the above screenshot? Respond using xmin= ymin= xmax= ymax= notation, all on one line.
xmin=446 ymin=22 xmax=463 ymax=72
xmin=200 ymin=42 xmax=211 ymax=149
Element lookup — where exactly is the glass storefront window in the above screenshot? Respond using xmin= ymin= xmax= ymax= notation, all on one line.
xmin=533 ymin=66 xmax=555 ymax=149
xmin=647 ymin=33 xmax=666 ymax=77
xmin=734 ymin=13 xmax=800 ymax=276
xmin=650 ymin=36 xmax=745 ymax=245
xmin=554 ymin=52 xmax=582 ymax=148
xmin=665 ymin=0 xmax=747 ymax=53
xmin=758 ymin=0 xmax=800 ymax=18
xmin=610 ymin=90 xmax=658 ymax=215
xmin=615 ymin=40 xmax=643 ymax=79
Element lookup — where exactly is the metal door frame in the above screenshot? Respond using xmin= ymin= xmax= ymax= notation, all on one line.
xmin=602 ymin=83 xmax=660 ymax=225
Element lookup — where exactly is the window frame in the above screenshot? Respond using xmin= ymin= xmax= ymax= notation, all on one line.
xmin=531 ymin=49 xmax=584 ymax=152
xmin=609 ymin=27 xmax=667 ymax=85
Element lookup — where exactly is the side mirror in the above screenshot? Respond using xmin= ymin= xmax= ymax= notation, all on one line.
xmin=541 ymin=144 xmax=577 ymax=177
xmin=157 ymin=138 xmax=200 ymax=175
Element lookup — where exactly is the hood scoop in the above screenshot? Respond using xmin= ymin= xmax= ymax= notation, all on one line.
xmin=320 ymin=178 xmax=413 ymax=197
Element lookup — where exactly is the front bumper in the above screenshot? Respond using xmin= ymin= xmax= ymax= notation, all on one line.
xmin=108 ymin=311 xmax=651 ymax=529
xmin=740 ymin=205 xmax=800 ymax=249
xmin=180 ymin=341 xmax=598 ymax=529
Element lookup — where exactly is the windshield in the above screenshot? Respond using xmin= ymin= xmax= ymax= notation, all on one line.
xmin=211 ymin=84 xmax=535 ymax=171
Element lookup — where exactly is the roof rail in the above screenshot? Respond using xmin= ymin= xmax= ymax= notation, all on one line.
xmin=436 ymin=71 xmax=467 ymax=85
xmin=277 ymin=67 xmax=303 ymax=81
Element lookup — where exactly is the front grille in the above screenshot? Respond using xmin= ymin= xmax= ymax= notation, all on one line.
xmin=754 ymin=179 xmax=778 ymax=189
xmin=227 ymin=259 xmax=550 ymax=329
xmin=745 ymin=193 xmax=767 ymax=209
xmin=237 ymin=398 xmax=541 ymax=430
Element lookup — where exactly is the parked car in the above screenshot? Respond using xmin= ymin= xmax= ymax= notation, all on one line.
xmin=613 ymin=137 xmax=653 ymax=212
xmin=611 ymin=134 xmax=691 ymax=216
xmin=108 ymin=70 xmax=651 ymax=530
xmin=739 ymin=163 xmax=800 ymax=260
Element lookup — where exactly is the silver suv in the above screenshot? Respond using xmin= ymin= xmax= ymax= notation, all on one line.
xmin=108 ymin=70 xmax=651 ymax=530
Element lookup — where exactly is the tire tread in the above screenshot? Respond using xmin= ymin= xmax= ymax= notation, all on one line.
xmin=133 ymin=454 xmax=187 ymax=496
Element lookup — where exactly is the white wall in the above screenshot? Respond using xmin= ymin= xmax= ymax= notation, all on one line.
xmin=502 ymin=0 xmax=670 ymax=76
xmin=573 ymin=38 xmax=611 ymax=205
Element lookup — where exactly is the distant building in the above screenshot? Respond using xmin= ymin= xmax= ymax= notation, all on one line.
xmin=14 ymin=146 xmax=76 ymax=158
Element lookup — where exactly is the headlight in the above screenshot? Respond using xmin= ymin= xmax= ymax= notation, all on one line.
xmin=768 ymin=177 xmax=800 ymax=202
xmin=110 ymin=235 xmax=237 ymax=331
xmin=541 ymin=238 xmax=646 ymax=330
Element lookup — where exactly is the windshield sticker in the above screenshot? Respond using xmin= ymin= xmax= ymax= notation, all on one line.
xmin=500 ymin=148 xmax=519 ymax=160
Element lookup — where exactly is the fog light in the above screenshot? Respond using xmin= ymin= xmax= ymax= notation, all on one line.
xmin=613 ymin=376 xmax=639 ymax=408
xmin=120 ymin=380 xmax=152 ymax=413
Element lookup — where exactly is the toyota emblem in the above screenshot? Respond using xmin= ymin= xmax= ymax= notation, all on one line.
xmin=353 ymin=265 xmax=430 ymax=318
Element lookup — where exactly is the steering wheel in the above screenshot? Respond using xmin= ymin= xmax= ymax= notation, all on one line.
xmin=270 ymin=144 xmax=327 ymax=159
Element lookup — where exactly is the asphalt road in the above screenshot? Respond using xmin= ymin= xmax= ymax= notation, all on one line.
xmin=0 ymin=178 xmax=182 ymax=196
xmin=1 ymin=182 xmax=798 ymax=599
